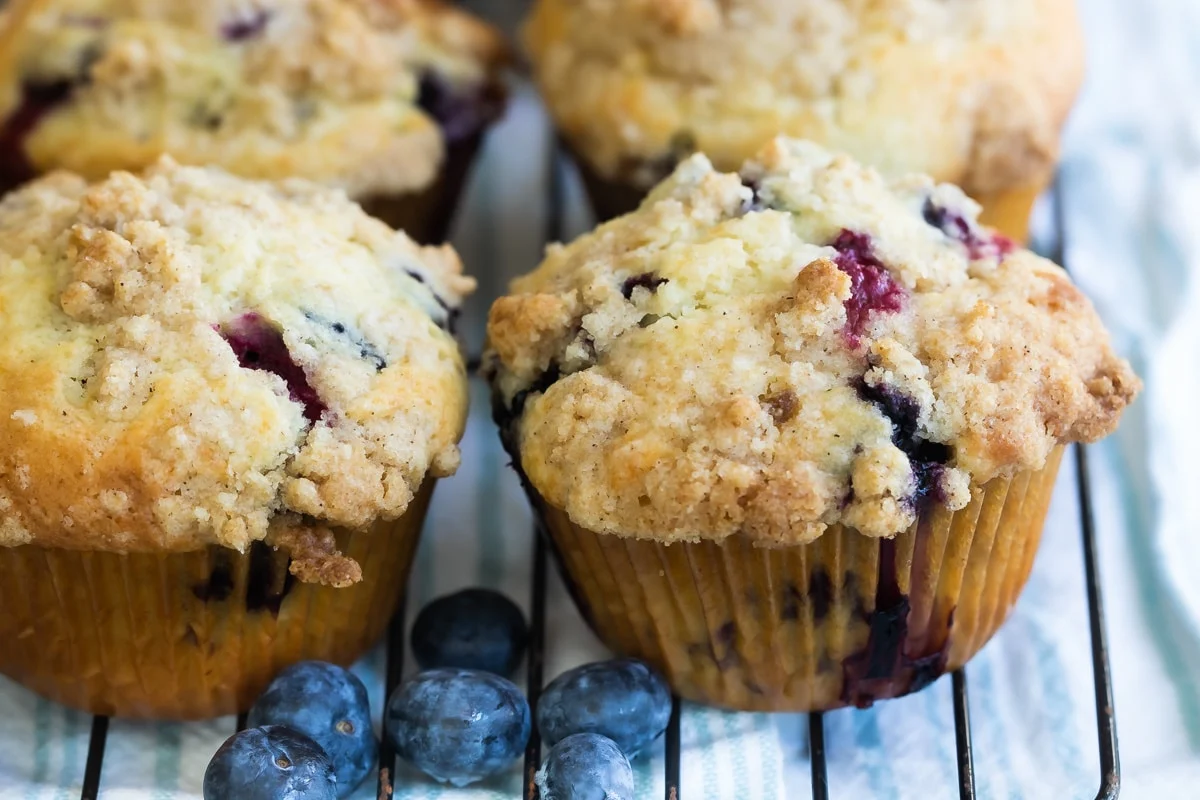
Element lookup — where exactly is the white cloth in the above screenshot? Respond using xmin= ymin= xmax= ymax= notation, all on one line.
xmin=1 ymin=0 xmax=1197 ymax=797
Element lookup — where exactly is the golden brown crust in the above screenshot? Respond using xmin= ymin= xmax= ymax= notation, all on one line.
xmin=270 ymin=523 xmax=363 ymax=588
xmin=3 ymin=0 xmax=508 ymax=197
xmin=0 ymin=158 xmax=472 ymax=554
xmin=524 ymin=0 xmax=1084 ymax=199
xmin=485 ymin=139 xmax=1138 ymax=545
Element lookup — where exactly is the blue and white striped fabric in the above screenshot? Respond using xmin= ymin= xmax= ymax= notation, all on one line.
xmin=3 ymin=0 xmax=1199 ymax=797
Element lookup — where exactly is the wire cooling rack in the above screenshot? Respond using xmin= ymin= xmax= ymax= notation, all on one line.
xmin=73 ymin=147 xmax=1120 ymax=800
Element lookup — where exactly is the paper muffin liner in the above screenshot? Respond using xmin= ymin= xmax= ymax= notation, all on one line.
xmin=0 ymin=482 xmax=435 ymax=720
xmin=573 ymin=155 xmax=651 ymax=226
xmin=358 ymin=133 xmax=487 ymax=245
xmin=973 ymin=182 xmax=1049 ymax=244
xmin=573 ymin=151 xmax=1043 ymax=244
xmin=535 ymin=447 xmax=1063 ymax=712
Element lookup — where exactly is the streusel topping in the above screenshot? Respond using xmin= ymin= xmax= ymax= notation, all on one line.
xmin=524 ymin=0 xmax=1082 ymax=197
xmin=0 ymin=0 xmax=507 ymax=197
xmin=486 ymin=139 xmax=1138 ymax=545
xmin=0 ymin=157 xmax=472 ymax=560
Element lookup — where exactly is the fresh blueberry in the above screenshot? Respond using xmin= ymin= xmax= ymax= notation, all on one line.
xmin=385 ymin=668 xmax=530 ymax=786
xmin=246 ymin=662 xmax=377 ymax=798
xmin=535 ymin=733 xmax=635 ymax=800
xmin=410 ymin=588 xmax=529 ymax=677
xmin=203 ymin=725 xmax=337 ymax=800
xmin=537 ymin=659 xmax=671 ymax=758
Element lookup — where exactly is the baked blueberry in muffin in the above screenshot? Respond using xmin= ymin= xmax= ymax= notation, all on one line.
xmin=0 ymin=0 xmax=509 ymax=241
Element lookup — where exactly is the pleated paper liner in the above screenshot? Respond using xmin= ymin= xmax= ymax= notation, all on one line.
xmin=358 ymin=132 xmax=488 ymax=246
xmin=0 ymin=481 xmax=435 ymax=721
xmin=570 ymin=147 xmax=1043 ymax=244
xmin=538 ymin=446 xmax=1064 ymax=712
xmin=571 ymin=154 xmax=649 ymax=228
xmin=973 ymin=181 xmax=1048 ymax=245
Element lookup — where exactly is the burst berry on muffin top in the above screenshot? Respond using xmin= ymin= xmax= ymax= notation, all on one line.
xmin=486 ymin=138 xmax=1138 ymax=544
xmin=0 ymin=0 xmax=507 ymax=197
xmin=0 ymin=158 xmax=473 ymax=575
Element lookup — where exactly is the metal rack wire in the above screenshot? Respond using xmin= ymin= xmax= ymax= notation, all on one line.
xmin=75 ymin=150 xmax=1120 ymax=800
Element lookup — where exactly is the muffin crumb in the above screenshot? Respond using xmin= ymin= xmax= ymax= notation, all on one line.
xmin=271 ymin=524 xmax=363 ymax=588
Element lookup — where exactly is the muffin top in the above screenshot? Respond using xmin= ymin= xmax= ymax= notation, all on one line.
xmin=486 ymin=138 xmax=1138 ymax=545
xmin=0 ymin=158 xmax=473 ymax=581
xmin=524 ymin=0 xmax=1083 ymax=198
xmin=0 ymin=0 xmax=507 ymax=198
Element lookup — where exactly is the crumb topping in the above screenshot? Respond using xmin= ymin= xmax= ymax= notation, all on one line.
xmin=0 ymin=0 xmax=508 ymax=196
xmin=524 ymin=0 xmax=1083 ymax=197
xmin=486 ymin=139 xmax=1139 ymax=544
xmin=0 ymin=157 xmax=473 ymax=557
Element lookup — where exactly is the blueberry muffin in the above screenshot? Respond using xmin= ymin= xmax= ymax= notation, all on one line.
xmin=0 ymin=157 xmax=473 ymax=719
xmin=524 ymin=0 xmax=1083 ymax=242
xmin=485 ymin=138 xmax=1137 ymax=711
xmin=0 ymin=0 xmax=509 ymax=243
